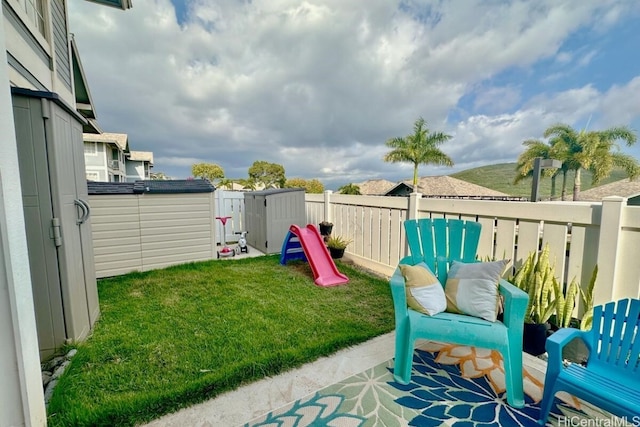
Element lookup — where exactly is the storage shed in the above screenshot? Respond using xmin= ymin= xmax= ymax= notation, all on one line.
xmin=244 ymin=188 xmax=306 ymax=254
xmin=88 ymin=179 xmax=216 ymax=278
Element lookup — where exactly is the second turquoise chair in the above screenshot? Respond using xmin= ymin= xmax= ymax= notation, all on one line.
xmin=389 ymin=218 xmax=529 ymax=408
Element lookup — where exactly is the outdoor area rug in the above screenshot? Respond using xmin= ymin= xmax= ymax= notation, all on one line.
xmin=245 ymin=342 xmax=616 ymax=427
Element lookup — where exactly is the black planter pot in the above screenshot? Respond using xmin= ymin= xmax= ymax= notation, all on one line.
xmin=319 ymin=223 xmax=333 ymax=236
xmin=523 ymin=322 xmax=550 ymax=356
xmin=329 ymin=247 xmax=345 ymax=259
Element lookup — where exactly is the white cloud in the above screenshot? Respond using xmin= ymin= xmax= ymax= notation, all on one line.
xmin=68 ymin=0 xmax=640 ymax=188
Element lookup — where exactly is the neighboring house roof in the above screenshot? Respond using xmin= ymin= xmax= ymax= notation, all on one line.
xmin=385 ymin=176 xmax=512 ymax=198
xmin=128 ymin=151 xmax=154 ymax=165
xmin=83 ymin=132 xmax=129 ymax=152
xmin=84 ymin=0 xmax=133 ymax=10
xmin=356 ymin=179 xmax=397 ymax=195
xmin=70 ymin=36 xmax=101 ymax=134
xmin=577 ymin=179 xmax=640 ymax=201
xmin=88 ymin=179 xmax=215 ymax=195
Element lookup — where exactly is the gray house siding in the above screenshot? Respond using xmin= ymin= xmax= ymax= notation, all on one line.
xmin=7 ymin=51 xmax=47 ymax=90
xmin=51 ymin=0 xmax=71 ymax=91
xmin=125 ymin=160 xmax=145 ymax=181
xmin=3 ymin=0 xmax=50 ymax=90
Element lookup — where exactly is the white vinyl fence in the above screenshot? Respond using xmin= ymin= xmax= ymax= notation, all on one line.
xmin=306 ymin=191 xmax=640 ymax=310
xmin=214 ymin=190 xmax=246 ymax=244
xmin=89 ymin=187 xmax=640 ymax=310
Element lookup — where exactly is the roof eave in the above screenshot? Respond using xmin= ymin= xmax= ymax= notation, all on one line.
xmin=83 ymin=0 xmax=133 ymax=10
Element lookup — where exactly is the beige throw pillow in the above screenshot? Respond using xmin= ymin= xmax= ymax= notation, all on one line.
xmin=444 ymin=260 xmax=508 ymax=322
xmin=399 ymin=263 xmax=447 ymax=316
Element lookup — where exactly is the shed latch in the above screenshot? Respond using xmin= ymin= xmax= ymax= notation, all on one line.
xmin=51 ymin=218 xmax=62 ymax=247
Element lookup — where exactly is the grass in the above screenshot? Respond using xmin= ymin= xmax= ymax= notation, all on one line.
xmin=452 ymin=163 xmax=630 ymax=198
xmin=46 ymin=255 xmax=394 ymax=426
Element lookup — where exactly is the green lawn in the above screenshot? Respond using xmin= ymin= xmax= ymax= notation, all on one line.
xmin=47 ymin=255 xmax=394 ymax=426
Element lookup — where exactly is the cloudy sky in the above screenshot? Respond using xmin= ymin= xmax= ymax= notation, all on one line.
xmin=69 ymin=0 xmax=640 ymax=189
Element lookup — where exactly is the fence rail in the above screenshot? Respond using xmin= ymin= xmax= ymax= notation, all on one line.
xmin=306 ymin=191 xmax=640 ymax=309
xmin=88 ymin=189 xmax=640 ymax=310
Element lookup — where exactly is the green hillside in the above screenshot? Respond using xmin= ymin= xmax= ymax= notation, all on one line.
xmin=451 ymin=163 xmax=631 ymax=198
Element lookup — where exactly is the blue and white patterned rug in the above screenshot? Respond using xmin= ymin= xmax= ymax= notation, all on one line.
xmin=245 ymin=343 xmax=615 ymax=426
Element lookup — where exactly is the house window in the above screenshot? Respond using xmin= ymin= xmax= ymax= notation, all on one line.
xmin=84 ymin=142 xmax=97 ymax=155
xmin=86 ymin=172 xmax=99 ymax=181
xmin=17 ymin=0 xmax=46 ymax=38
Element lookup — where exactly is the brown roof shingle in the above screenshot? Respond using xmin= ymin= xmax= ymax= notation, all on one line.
xmin=356 ymin=179 xmax=397 ymax=195
xmin=577 ymin=178 xmax=640 ymax=201
xmin=408 ymin=176 xmax=509 ymax=197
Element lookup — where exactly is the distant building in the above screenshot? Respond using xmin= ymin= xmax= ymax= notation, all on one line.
xmin=126 ymin=151 xmax=154 ymax=182
xmin=578 ymin=179 xmax=640 ymax=205
xmin=358 ymin=176 xmax=517 ymax=200
xmin=391 ymin=176 xmax=513 ymax=199
xmin=83 ymin=133 xmax=154 ymax=183
xmin=356 ymin=179 xmax=397 ymax=195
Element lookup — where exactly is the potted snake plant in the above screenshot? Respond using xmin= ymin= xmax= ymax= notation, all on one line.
xmin=326 ymin=235 xmax=352 ymax=259
xmin=511 ymin=245 xmax=557 ymax=356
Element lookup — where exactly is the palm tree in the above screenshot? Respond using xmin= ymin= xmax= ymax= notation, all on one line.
xmin=514 ymin=139 xmax=566 ymax=200
xmin=218 ymin=178 xmax=235 ymax=190
xmin=338 ymin=183 xmax=361 ymax=195
xmin=384 ymin=117 xmax=453 ymax=188
xmin=543 ymin=124 xmax=639 ymax=200
xmin=237 ymin=178 xmax=257 ymax=190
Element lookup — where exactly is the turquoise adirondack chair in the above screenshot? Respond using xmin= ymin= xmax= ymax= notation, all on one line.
xmin=538 ymin=298 xmax=640 ymax=424
xmin=390 ymin=218 xmax=529 ymax=408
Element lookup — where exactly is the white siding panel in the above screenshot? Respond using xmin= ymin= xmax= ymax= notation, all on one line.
xmin=141 ymin=238 xmax=212 ymax=251
xmin=92 ymin=236 xmax=140 ymax=248
xmin=90 ymin=193 xmax=216 ymax=277
xmin=94 ymin=250 xmax=143 ymax=263
xmin=140 ymin=224 xmax=211 ymax=236
xmin=92 ymin=221 xmax=141 ymax=233
xmin=139 ymin=205 xmax=211 ymax=216
xmin=89 ymin=194 xmax=143 ymax=278
xmin=138 ymin=193 xmax=215 ymax=271
xmin=142 ymin=231 xmax=210 ymax=244
xmin=91 ymin=213 xmax=140 ymax=225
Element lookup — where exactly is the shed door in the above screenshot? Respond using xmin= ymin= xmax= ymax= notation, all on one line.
xmin=13 ymin=95 xmax=66 ymax=359
xmin=46 ymin=100 xmax=98 ymax=340
xmin=13 ymin=94 xmax=99 ymax=359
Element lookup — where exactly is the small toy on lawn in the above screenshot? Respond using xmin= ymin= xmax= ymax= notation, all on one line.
xmin=215 ymin=216 xmax=236 ymax=258
xmin=235 ymin=231 xmax=249 ymax=254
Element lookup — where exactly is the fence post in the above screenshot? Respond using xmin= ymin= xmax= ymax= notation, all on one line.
xmin=594 ymin=196 xmax=625 ymax=306
xmin=324 ymin=190 xmax=333 ymax=223
xmin=408 ymin=192 xmax=421 ymax=220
